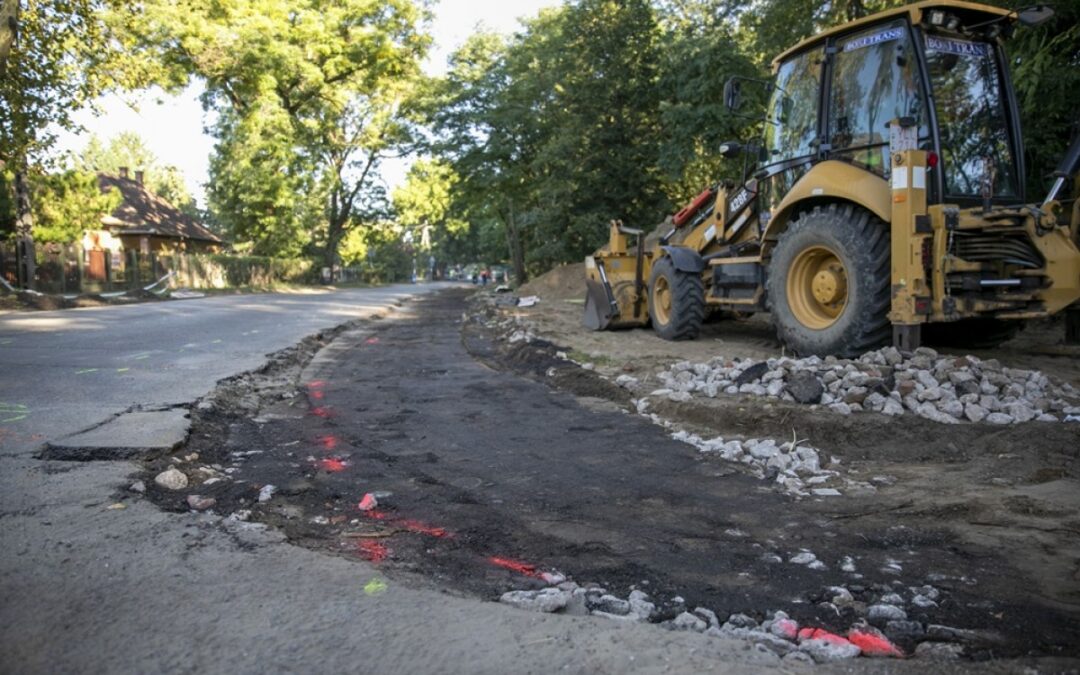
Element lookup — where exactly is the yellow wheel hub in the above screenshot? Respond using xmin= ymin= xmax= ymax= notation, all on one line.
xmin=653 ymin=276 xmax=672 ymax=326
xmin=786 ymin=246 xmax=848 ymax=330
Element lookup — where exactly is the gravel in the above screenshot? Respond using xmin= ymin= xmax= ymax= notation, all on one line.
xmin=153 ymin=468 xmax=188 ymax=490
xmin=499 ymin=588 xmax=571 ymax=613
xmin=667 ymin=429 xmax=836 ymax=496
xmin=649 ymin=347 xmax=1079 ymax=425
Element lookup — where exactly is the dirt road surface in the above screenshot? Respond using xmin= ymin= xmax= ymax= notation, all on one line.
xmin=140 ymin=286 xmax=1080 ymax=669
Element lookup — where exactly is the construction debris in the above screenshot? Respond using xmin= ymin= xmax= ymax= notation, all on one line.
xmin=649 ymin=347 xmax=1079 ymax=424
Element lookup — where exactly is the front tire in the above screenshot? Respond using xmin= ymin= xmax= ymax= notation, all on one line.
xmin=768 ymin=204 xmax=891 ymax=357
xmin=649 ymin=256 xmax=705 ymax=340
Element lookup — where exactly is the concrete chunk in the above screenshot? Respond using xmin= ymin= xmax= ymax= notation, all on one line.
xmin=41 ymin=409 xmax=191 ymax=460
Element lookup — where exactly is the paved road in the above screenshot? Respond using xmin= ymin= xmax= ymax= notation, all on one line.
xmin=0 ymin=285 xmax=440 ymax=455
xmin=0 ymin=287 xmax=780 ymax=675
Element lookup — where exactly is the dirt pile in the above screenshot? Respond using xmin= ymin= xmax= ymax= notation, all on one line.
xmin=517 ymin=262 xmax=586 ymax=301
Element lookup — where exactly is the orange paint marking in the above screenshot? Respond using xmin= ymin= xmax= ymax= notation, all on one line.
xmin=357 ymin=540 xmax=389 ymax=563
xmin=488 ymin=556 xmax=541 ymax=578
xmin=848 ymin=629 xmax=904 ymax=657
xmin=318 ymin=458 xmax=347 ymax=472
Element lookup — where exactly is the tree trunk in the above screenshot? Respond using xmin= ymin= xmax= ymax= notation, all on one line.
xmin=323 ymin=220 xmax=344 ymax=283
xmin=0 ymin=0 xmax=16 ymax=79
xmin=504 ymin=200 xmax=527 ymax=286
xmin=14 ymin=165 xmax=35 ymax=289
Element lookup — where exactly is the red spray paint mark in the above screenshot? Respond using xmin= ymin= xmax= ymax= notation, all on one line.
xmin=358 ymin=493 xmax=378 ymax=511
xmin=318 ymin=434 xmax=339 ymax=450
xmin=399 ymin=519 xmax=451 ymax=538
xmin=365 ymin=337 xmax=379 ymax=345
xmin=487 ymin=556 xmax=541 ymax=578
xmin=306 ymin=380 xmax=326 ymax=389
xmin=798 ymin=628 xmax=859 ymax=651
xmin=848 ymin=629 xmax=904 ymax=658
xmin=773 ymin=618 xmax=799 ymax=640
xmin=318 ymin=458 xmax=348 ymax=472
xmin=311 ymin=406 xmax=333 ymax=418
xmin=358 ymin=508 xmax=452 ymax=538
xmin=357 ymin=540 xmax=389 ymax=563
xmin=311 ymin=390 xmax=325 ymax=400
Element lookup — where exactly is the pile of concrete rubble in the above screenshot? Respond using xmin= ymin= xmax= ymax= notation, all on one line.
xmin=643 ymin=346 xmax=1080 ymax=425
xmin=501 ymin=581 xmax=977 ymax=662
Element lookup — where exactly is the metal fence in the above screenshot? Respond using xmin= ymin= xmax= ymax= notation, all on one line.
xmin=0 ymin=242 xmax=176 ymax=295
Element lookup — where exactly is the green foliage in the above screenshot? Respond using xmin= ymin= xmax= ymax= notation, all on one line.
xmin=427 ymin=1 xmax=671 ymax=280
xmin=207 ymin=104 xmax=316 ymax=258
xmin=392 ymin=158 xmax=467 ymax=252
xmin=30 ymin=170 xmax=121 ymax=243
xmin=122 ymin=0 xmax=430 ymax=263
xmin=188 ymin=253 xmax=315 ymax=286
xmin=0 ymin=0 xmax=125 ymax=166
xmin=338 ymin=221 xmax=412 ymax=283
xmin=1001 ymin=0 xmax=1080 ymax=198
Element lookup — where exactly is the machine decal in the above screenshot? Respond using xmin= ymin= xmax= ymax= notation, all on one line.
xmin=925 ymin=36 xmax=990 ymax=57
xmin=728 ymin=186 xmax=755 ymax=215
xmin=842 ymin=27 xmax=903 ymax=52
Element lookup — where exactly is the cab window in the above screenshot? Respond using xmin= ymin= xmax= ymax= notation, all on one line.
xmin=828 ymin=22 xmax=926 ymax=177
xmin=765 ymin=47 xmax=823 ymax=165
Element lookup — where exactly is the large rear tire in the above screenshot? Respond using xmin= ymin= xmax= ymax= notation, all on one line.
xmin=768 ymin=204 xmax=891 ymax=357
xmin=649 ymin=256 xmax=705 ymax=340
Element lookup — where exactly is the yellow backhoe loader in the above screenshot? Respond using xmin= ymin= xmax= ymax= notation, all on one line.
xmin=584 ymin=0 xmax=1080 ymax=356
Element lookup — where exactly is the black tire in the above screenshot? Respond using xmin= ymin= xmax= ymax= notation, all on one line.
xmin=768 ymin=203 xmax=891 ymax=357
xmin=923 ymin=318 xmax=1023 ymax=349
xmin=648 ymin=256 xmax=705 ymax=340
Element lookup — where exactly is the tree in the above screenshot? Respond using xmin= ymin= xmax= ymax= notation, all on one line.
xmin=392 ymin=158 xmax=466 ymax=261
xmin=0 ymin=0 xmax=151 ymax=286
xmin=30 ymin=170 xmax=121 ymax=243
xmin=123 ymin=0 xmax=431 ymax=267
xmin=429 ymin=1 xmax=669 ymax=280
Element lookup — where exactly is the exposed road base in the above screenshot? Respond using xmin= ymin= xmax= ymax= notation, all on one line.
xmin=135 ymin=288 xmax=1080 ymax=666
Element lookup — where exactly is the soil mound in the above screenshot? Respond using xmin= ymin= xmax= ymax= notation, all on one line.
xmin=518 ymin=263 xmax=586 ymax=301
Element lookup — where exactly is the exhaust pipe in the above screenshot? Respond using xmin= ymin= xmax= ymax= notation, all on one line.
xmin=1044 ymin=130 xmax=1080 ymax=206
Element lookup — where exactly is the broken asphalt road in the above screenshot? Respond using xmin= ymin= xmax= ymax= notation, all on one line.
xmin=0 ymin=284 xmax=791 ymax=675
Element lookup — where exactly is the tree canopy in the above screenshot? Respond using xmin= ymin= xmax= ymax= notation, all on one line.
xmin=3 ymin=0 xmax=1078 ymax=282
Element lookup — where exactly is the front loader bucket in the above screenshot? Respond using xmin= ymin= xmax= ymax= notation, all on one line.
xmin=583 ymin=278 xmax=618 ymax=330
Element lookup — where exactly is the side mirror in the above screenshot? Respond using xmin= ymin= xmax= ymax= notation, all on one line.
xmin=719 ymin=142 xmax=743 ymax=159
xmin=723 ymin=79 xmax=742 ymax=111
xmin=1017 ymin=5 xmax=1054 ymax=26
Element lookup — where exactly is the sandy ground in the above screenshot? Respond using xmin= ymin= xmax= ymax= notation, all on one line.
xmin=510 ymin=265 xmax=1080 ymax=652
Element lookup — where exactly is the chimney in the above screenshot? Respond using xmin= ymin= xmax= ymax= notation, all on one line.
xmin=135 ymin=170 xmax=144 ymax=186
xmin=119 ymin=166 xmax=129 ymax=179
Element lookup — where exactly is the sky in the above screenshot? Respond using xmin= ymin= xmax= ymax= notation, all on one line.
xmin=51 ymin=0 xmax=560 ymax=207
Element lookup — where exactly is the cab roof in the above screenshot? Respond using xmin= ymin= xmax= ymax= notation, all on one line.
xmin=771 ymin=0 xmax=1013 ymax=67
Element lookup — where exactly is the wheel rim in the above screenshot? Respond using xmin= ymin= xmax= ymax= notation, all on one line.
xmin=786 ymin=245 xmax=848 ymax=330
xmin=653 ymin=276 xmax=672 ymax=326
